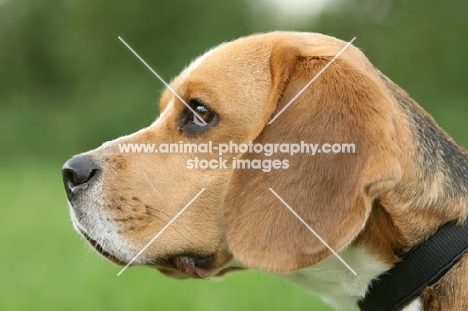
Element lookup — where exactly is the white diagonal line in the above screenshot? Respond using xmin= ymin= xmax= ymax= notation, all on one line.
xmin=117 ymin=188 xmax=206 ymax=276
xmin=118 ymin=36 xmax=207 ymax=125
xmin=268 ymin=37 xmax=356 ymax=124
xmin=268 ymin=188 xmax=357 ymax=275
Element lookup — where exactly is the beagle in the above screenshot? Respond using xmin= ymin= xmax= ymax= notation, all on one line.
xmin=62 ymin=32 xmax=468 ymax=310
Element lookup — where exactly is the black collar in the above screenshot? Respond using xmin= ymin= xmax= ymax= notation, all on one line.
xmin=358 ymin=220 xmax=468 ymax=311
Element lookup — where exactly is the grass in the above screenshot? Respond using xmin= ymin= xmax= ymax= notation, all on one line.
xmin=0 ymin=159 xmax=337 ymax=311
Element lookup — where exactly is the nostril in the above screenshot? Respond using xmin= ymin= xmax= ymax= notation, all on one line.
xmin=63 ymin=167 xmax=98 ymax=185
xmin=62 ymin=155 xmax=100 ymax=197
xmin=62 ymin=168 xmax=74 ymax=185
xmin=87 ymin=168 xmax=99 ymax=182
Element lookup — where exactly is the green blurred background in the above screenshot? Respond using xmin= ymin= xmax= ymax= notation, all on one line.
xmin=1 ymin=0 xmax=467 ymax=310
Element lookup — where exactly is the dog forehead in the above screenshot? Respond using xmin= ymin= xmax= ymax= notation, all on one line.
xmin=178 ymin=39 xmax=269 ymax=83
xmin=178 ymin=32 xmax=362 ymax=79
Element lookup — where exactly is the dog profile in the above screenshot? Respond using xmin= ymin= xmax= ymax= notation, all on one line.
xmin=62 ymin=32 xmax=468 ymax=310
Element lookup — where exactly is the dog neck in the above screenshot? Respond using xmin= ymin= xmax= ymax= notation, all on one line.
xmin=287 ymin=76 xmax=468 ymax=309
xmin=332 ymin=75 xmax=468 ymax=307
xmin=376 ymin=74 xmax=468 ymax=257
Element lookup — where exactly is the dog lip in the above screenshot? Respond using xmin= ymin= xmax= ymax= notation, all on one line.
xmin=154 ymin=254 xmax=216 ymax=279
xmin=80 ymin=230 xmax=125 ymax=266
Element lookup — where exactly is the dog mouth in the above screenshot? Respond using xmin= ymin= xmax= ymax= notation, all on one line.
xmin=155 ymin=254 xmax=217 ymax=279
xmin=80 ymin=230 xmax=243 ymax=278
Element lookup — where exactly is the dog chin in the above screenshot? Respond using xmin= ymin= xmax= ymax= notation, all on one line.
xmin=76 ymin=225 xmax=245 ymax=278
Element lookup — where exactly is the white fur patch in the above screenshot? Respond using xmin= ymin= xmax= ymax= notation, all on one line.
xmin=285 ymin=246 xmax=390 ymax=309
xmin=402 ymin=298 xmax=422 ymax=311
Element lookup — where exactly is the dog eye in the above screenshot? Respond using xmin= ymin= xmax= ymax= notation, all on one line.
xmin=179 ymin=99 xmax=218 ymax=137
xmin=192 ymin=104 xmax=214 ymax=126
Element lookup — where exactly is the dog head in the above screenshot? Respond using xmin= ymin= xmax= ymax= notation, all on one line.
xmin=62 ymin=32 xmax=402 ymax=278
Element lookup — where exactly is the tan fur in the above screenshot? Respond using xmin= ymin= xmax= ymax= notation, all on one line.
xmin=66 ymin=31 xmax=468 ymax=308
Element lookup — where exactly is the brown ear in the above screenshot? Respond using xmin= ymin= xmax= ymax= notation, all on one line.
xmin=223 ymin=41 xmax=402 ymax=273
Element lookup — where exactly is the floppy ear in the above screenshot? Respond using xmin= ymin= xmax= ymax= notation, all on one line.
xmin=223 ymin=41 xmax=402 ymax=273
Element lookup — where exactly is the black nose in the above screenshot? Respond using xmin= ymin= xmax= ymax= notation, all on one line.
xmin=62 ymin=155 xmax=100 ymax=200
